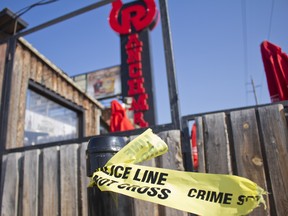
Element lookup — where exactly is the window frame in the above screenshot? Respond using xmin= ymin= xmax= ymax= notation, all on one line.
xmin=26 ymin=79 xmax=85 ymax=145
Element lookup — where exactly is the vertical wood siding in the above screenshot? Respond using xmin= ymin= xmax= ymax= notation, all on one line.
xmin=0 ymin=43 xmax=7 ymax=109
xmin=4 ymin=41 xmax=101 ymax=149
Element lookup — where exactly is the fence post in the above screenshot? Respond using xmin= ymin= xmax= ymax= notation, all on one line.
xmin=86 ymin=136 xmax=134 ymax=216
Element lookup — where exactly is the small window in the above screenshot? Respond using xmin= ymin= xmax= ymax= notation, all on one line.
xmin=24 ymin=88 xmax=80 ymax=145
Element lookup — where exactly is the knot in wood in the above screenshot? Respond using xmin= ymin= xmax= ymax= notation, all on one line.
xmin=252 ymin=156 xmax=263 ymax=166
xmin=243 ymin=123 xmax=249 ymax=129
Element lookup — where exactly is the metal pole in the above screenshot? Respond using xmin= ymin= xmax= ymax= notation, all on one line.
xmin=158 ymin=0 xmax=181 ymax=129
xmin=0 ymin=37 xmax=17 ymax=151
xmin=0 ymin=36 xmax=17 ymax=215
xmin=86 ymin=136 xmax=134 ymax=216
xmin=250 ymin=77 xmax=259 ymax=105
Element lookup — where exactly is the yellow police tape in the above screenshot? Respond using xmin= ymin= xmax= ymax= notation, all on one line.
xmin=90 ymin=129 xmax=267 ymax=216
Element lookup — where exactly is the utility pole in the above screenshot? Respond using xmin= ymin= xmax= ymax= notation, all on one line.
xmin=249 ymin=76 xmax=260 ymax=105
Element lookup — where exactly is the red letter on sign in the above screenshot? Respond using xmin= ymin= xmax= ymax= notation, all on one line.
xmin=129 ymin=62 xmax=142 ymax=78
xmin=126 ymin=34 xmax=143 ymax=49
xmin=128 ymin=78 xmax=145 ymax=95
xmin=134 ymin=112 xmax=149 ymax=127
xmin=130 ymin=93 xmax=149 ymax=111
xmin=126 ymin=47 xmax=142 ymax=64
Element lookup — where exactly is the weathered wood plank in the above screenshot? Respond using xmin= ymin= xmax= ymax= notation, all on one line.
xmin=157 ymin=130 xmax=184 ymax=171
xmin=0 ymin=43 xmax=7 ymax=106
xmin=73 ymin=89 xmax=79 ymax=105
xmin=60 ymin=144 xmax=79 ymax=216
xmin=1 ymin=153 xmax=21 ymax=216
xmin=195 ymin=117 xmax=205 ymax=173
xmin=157 ymin=130 xmax=187 ymax=216
xmin=29 ymin=54 xmax=37 ymax=80
xmin=6 ymin=45 xmax=23 ymax=149
xmin=66 ymin=84 xmax=73 ymax=101
xmin=130 ymin=131 xmax=187 ymax=216
xmin=230 ymin=108 xmax=269 ymax=215
xmin=95 ymin=108 xmax=101 ymax=135
xmin=77 ymin=94 xmax=83 ymax=109
xmin=62 ymin=80 xmax=68 ymax=100
xmin=42 ymin=65 xmax=51 ymax=88
xmin=203 ymin=112 xmax=231 ymax=174
xmin=79 ymin=142 xmax=89 ymax=216
xmin=82 ymin=98 xmax=89 ymax=110
xmin=258 ymin=104 xmax=288 ymax=216
xmin=85 ymin=103 xmax=92 ymax=136
xmin=134 ymin=158 xmax=159 ymax=216
xmin=57 ymin=74 xmax=63 ymax=95
xmin=88 ymin=104 xmax=94 ymax=136
xmin=41 ymin=146 xmax=59 ymax=216
xmin=22 ymin=150 xmax=40 ymax=216
xmin=16 ymin=47 xmax=30 ymax=146
xmin=52 ymin=73 xmax=57 ymax=92
xmin=35 ymin=58 xmax=43 ymax=83
xmin=90 ymin=107 xmax=96 ymax=135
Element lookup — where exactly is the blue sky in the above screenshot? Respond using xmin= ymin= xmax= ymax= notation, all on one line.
xmin=1 ymin=0 xmax=288 ymax=125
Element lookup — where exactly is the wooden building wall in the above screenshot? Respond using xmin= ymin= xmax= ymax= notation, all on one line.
xmin=2 ymin=38 xmax=103 ymax=149
xmin=0 ymin=43 xmax=7 ymax=110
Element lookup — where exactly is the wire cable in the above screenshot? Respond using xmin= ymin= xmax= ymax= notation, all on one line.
xmin=267 ymin=0 xmax=275 ymax=40
xmin=14 ymin=0 xmax=59 ymax=18
xmin=259 ymin=0 xmax=275 ymax=103
xmin=241 ymin=0 xmax=249 ymax=105
xmin=0 ymin=0 xmax=59 ymax=35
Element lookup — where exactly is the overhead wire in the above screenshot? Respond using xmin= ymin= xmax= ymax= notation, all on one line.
xmin=241 ymin=0 xmax=249 ymax=105
xmin=0 ymin=0 xmax=59 ymax=35
xmin=259 ymin=0 xmax=275 ymax=102
xmin=267 ymin=0 xmax=275 ymax=40
xmin=14 ymin=0 xmax=59 ymax=18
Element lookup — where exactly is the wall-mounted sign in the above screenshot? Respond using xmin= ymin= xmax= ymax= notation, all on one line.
xmin=72 ymin=66 xmax=121 ymax=100
xmin=109 ymin=0 xmax=159 ymax=127
xmin=87 ymin=66 xmax=121 ymax=99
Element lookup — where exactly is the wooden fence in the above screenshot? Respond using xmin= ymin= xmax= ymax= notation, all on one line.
xmin=1 ymin=103 xmax=288 ymax=216
xmin=0 ymin=130 xmax=187 ymax=216
xmin=192 ymin=103 xmax=288 ymax=216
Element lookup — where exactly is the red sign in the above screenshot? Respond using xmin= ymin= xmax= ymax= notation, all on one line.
xmin=109 ymin=0 xmax=158 ymax=35
xmin=109 ymin=0 xmax=158 ymax=127
xmin=126 ymin=33 xmax=149 ymax=127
